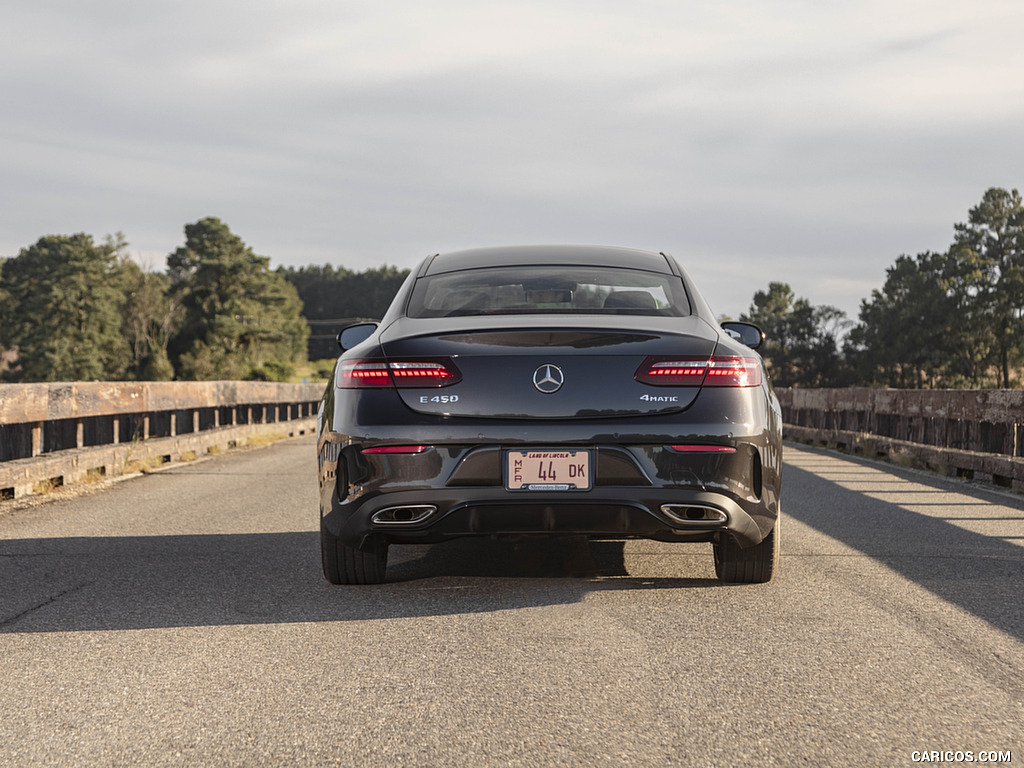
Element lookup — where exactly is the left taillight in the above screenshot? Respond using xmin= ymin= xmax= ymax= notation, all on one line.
xmin=635 ymin=356 xmax=762 ymax=388
xmin=337 ymin=359 xmax=462 ymax=389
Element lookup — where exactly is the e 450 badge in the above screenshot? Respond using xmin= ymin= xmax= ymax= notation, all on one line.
xmin=419 ymin=394 xmax=460 ymax=404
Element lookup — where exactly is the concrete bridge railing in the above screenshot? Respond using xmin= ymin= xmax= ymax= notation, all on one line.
xmin=0 ymin=381 xmax=323 ymax=501
xmin=778 ymin=387 xmax=1024 ymax=492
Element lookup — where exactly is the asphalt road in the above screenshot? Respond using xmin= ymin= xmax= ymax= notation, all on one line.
xmin=1 ymin=437 xmax=1022 ymax=767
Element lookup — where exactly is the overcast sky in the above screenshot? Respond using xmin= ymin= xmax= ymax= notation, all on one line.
xmin=2 ymin=1 xmax=1022 ymax=320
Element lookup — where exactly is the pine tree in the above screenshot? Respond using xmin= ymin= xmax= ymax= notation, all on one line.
xmin=0 ymin=234 xmax=131 ymax=381
xmin=167 ymin=218 xmax=308 ymax=380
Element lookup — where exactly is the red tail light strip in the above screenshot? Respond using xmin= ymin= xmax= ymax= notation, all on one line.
xmin=339 ymin=361 xmax=392 ymax=387
xmin=338 ymin=358 xmax=462 ymax=389
xmin=389 ymin=361 xmax=460 ymax=385
xmin=635 ymin=356 xmax=761 ymax=387
xmin=638 ymin=360 xmax=708 ymax=386
xmin=704 ymin=357 xmax=762 ymax=387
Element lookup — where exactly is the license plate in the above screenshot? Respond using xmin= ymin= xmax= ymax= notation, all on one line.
xmin=505 ymin=450 xmax=591 ymax=491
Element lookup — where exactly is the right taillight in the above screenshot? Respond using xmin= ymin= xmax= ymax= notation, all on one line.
xmin=703 ymin=356 xmax=762 ymax=387
xmin=634 ymin=357 xmax=709 ymax=386
xmin=635 ymin=356 xmax=761 ymax=387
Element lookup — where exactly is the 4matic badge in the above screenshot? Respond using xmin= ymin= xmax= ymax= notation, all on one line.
xmin=640 ymin=394 xmax=678 ymax=402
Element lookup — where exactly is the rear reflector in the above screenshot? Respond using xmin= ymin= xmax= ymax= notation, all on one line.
xmin=338 ymin=358 xmax=462 ymax=389
xmin=635 ymin=356 xmax=761 ymax=387
xmin=669 ymin=445 xmax=737 ymax=453
xmin=362 ymin=446 xmax=430 ymax=454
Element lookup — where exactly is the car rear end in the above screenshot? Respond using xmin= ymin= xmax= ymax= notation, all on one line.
xmin=317 ymin=247 xmax=781 ymax=584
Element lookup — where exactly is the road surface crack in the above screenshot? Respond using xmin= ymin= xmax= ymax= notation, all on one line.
xmin=0 ymin=581 xmax=94 ymax=629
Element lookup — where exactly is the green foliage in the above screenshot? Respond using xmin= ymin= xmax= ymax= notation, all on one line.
xmin=312 ymin=358 xmax=337 ymax=381
xmin=947 ymin=188 xmax=1024 ymax=387
xmin=244 ymin=361 xmax=296 ymax=382
xmin=0 ymin=218 xmax=401 ymax=383
xmin=843 ymin=253 xmax=961 ymax=387
xmin=120 ymin=259 xmax=180 ymax=380
xmin=0 ymin=234 xmax=132 ymax=382
xmin=167 ymin=218 xmax=309 ymax=380
xmin=279 ymin=264 xmax=409 ymax=359
xmin=141 ymin=347 xmax=176 ymax=381
xmin=843 ymin=188 xmax=1024 ymax=389
xmin=280 ymin=263 xmax=409 ymax=318
xmin=741 ymin=282 xmax=850 ymax=387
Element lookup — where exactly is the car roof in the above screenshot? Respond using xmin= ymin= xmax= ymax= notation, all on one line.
xmin=421 ymin=245 xmax=676 ymax=276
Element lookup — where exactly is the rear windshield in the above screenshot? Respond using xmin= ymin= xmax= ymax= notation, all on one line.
xmin=407 ymin=266 xmax=691 ymax=318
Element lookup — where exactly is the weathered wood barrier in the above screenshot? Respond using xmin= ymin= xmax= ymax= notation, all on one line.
xmin=777 ymin=388 xmax=1024 ymax=492
xmin=0 ymin=381 xmax=323 ymax=501
xmin=4 ymin=383 xmax=1021 ymax=500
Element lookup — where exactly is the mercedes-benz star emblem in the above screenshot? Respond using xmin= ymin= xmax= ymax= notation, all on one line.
xmin=533 ymin=364 xmax=564 ymax=394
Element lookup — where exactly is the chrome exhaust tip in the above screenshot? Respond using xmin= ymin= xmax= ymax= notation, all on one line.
xmin=660 ymin=504 xmax=728 ymax=525
xmin=371 ymin=505 xmax=438 ymax=525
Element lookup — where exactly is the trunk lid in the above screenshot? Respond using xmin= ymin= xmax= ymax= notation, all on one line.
xmin=379 ymin=316 xmax=719 ymax=419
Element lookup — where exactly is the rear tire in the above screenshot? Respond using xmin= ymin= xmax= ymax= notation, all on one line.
xmin=713 ymin=513 xmax=779 ymax=584
xmin=321 ymin=522 xmax=388 ymax=584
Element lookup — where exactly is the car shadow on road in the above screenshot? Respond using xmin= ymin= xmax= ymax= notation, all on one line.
xmin=0 ymin=533 xmax=722 ymax=633
xmin=784 ymin=445 xmax=1024 ymax=645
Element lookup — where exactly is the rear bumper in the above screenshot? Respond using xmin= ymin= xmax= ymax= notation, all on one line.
xmin=317 ymin=385 xmax=782 ymax=551
xmin=322 ymin=482 xmax=770 ymax=550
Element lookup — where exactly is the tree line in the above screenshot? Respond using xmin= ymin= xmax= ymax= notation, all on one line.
xmin=0 ymin=217 xmax=408 ymax=382
xmin=1 ymin=188 xmax=1021 ymax=387
xmin=279 ymin=263 xmax=409 ymax=360
xmin=742 ymin=187 xmax=1024 ymax=389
